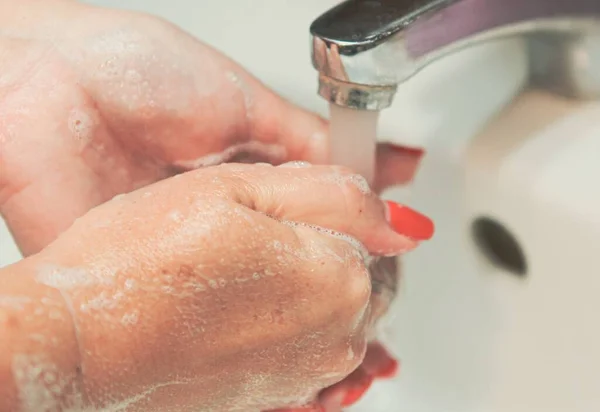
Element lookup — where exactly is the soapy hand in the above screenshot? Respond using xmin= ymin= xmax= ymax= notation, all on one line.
xmin=0 ymin=163 xmax=431 ymax=411
xmin=0 ymin=0 xmax=422 ymax=256
xmin=0 ymin=1 xmax=430 ymax=410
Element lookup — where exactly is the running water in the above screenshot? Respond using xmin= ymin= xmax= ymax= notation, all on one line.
xmin=328 ymin=103 xmax=397 ymax=337
xmin=328 ymin=103 xmax=380 ymax=185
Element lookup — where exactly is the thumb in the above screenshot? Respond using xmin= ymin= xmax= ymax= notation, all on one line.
xmin=204 ymin=163 xmax=433 ymax=257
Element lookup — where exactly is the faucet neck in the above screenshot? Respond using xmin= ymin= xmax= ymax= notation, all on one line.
xmin=311 ymin=0 xmax=600 ymax=110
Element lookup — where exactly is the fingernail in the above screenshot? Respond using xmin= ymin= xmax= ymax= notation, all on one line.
xmin=388 ymin=144 xmax=424 ymax=157
xmin=385 ymin=201 xmax=434 ymax=241
xmin=375 ymin=358 xmax=399 ymax=379
xmin=341 ymin=374 xmax=374 ymax=407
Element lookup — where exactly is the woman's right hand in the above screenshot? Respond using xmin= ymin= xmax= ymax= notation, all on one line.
xmin=0 ymin=163 xmax=431 ymax=412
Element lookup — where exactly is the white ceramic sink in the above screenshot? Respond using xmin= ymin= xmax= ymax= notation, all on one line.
xmin=1 ymin=1 xmax=599 ymax=411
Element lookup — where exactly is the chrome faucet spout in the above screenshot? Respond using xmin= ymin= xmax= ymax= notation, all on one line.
xmin=310 ymin=0 xmax=600 ymax=110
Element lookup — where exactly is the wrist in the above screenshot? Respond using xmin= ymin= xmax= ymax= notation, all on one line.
xmin=0 ymin=258 xmax=86 ymax=410
xmin=0 ymin=36 xmax=43 ymax=200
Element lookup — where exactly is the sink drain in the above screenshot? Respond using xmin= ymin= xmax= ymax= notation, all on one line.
xmin=471 ymin=217 xmax=528 ymax=277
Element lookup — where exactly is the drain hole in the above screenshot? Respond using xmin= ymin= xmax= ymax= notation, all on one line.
xmin=471 ymin=217 xmax=528 ymax=277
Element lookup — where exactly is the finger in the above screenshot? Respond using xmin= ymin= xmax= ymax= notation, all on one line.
xmin=76 ymin=11 xmax=330 ymax=167
xmin=369 ymin=257 xmax=399 ymax=323
xmin=316 ymin=343 xmax=398 ymax=411
xmin=373 ymin=143 xmax=425 ymax=193
xmin=318 ymin=366 xmax=373 ymax=410
xmin=213 ymin=163 xmax=433 ymax=256
xmin=360 ymin=342 xmax=399 ymax=379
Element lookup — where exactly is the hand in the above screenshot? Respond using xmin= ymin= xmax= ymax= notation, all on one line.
xmin=275 ymin=258 xmax=405 ymax=412
xmin=0 ymin=163 xmax=428 ymax=411
xmin=0 ymin=1 xmax=430 ymax=409
xmin=0 ymin=0 xmax=422 ymax=256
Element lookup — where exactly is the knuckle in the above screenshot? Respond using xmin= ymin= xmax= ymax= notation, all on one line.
xmin=216 ymin=163 xmax=273 ymax=182
xmin=311 ymin=230 xmax=371 ymax=303
xmin=318 ymin=329 xmax=369 ymax=382
xmin=344 ymin=262 xmax=372 ymax=312
xmin=342 ymin=186 xmax=369 ymax=225
xmin=320 ymin=166 xmax=372 ymax=217
xmin=321 ymin=242 xmax=371 ymax=313
xmin=293 ymin=230 xmax=371 ymax=316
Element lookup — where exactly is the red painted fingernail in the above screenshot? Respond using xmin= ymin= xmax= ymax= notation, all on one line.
xmin=341 ymin=375 xmax=374 ymax=407
xmin=375 ymin=358 xmax=399 ymax=379
xmin=385 ymin=201 xmax=434 ymax=240
xmin=388 ymin=144 xmax=425 ymax=156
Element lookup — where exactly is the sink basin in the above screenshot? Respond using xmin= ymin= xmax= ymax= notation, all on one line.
xmin=1 ymin=1 xmax=599 ymax=411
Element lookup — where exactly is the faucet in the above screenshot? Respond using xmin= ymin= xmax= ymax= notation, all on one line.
xmin=310 ymin=0 xmax=600 ymax=110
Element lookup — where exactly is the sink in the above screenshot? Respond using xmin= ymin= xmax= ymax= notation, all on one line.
xmin=1 ymin=1 xmax=599 ymax=411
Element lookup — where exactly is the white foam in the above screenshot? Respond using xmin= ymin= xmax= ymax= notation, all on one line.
xmin=279 ymin=161 xmax=313 ymax=168
xmin=80 ymin=290 xmax=124 ymax=313
xmin=168 ymin=210 xmax=183 ymax=222
xmin=0 ymin=296 xmax=31 ymax=311
xmin=172 ymin=141 xmax=286 ymax=169
xmin=67 ymin=108 xmax=96 ymax=144
xmin=280 ymin=220 xmax=369 ymax=262
xmin=226 ymin=373 xmax=317 ymax=412
xmin=11 ymin=354 xmax=84 ymax=412
xmin=120 ymin=310 xmax=139 ymax=326
xmin=101 ymin=379 xmax=191 ymax=412
xmin=35 ymin=265 xmax=111 ymax=290
xmin=323 ymin=167 xmax=372 ymax=195
xmin=124 ymin=279 xmax=136 ymax=290
xmin=225 ymin=70 xmax=254 ymax=116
